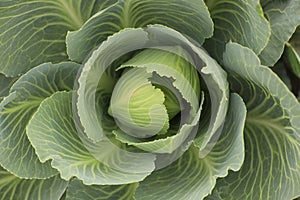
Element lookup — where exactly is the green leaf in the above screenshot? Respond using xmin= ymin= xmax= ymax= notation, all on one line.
xmin=76 ymin=28 xmax=150 ymax=142
xmin=289 ymin=27 xmax=300 ymax=54
xmin=111 ymin=46 xmax=204 ymax=153
xmin=282 ymin=42 xmax=300 ymax=99
xmin=142 ymin=25 xmax=229 ymax=155
xmin=204 ymin=0 xmax=271 ymax=61
xmin=135 ymin=93 xmax=246 ymax=200
xmin=114 ymin=94 xmax=204 ymax=154
xmin=27 ymin=91 xmax=156 ymax=185
xmin=210 ymin=42 xmax=300 ymax=199
xmin=0 ymin=74 xmax=17 ymax=103
xmin=272 ymin=60 xmax=292 ymax=90
xmin=120 ymin=46 xmax=201 ymax=113
xmin=0 ymin=62 xmax=79 ymax=178
xmin=91 ymin=0 xmax=118 ymax=15
xmin=258 ymin=0 xmax=300 ymax=66
xmin=66 ymin=0 xmax=213 ymax=62
xmin=10 ymin=62 xmax=79 ymax=98
xmin=0 ymin=0 xmax=108 ymax=76
xmin=0 ymin=166 xmax=67 ymax=200
xmin=65 ymin=178 xmax=137 ymax=200
xmin=109 ymin=68 xmax=169 ymax=137
xmin=190 ymin=48 xmax=229 ymax=154
xmin=284 ymin=43 xmax=300 ymax=79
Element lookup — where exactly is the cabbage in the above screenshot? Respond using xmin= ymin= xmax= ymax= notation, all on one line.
xmin=0 ymin=0 xmax=299 ymax=199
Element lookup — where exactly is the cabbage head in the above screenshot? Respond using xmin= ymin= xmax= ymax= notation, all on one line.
xmin=0 ymin=0 xmax=299 ymax=199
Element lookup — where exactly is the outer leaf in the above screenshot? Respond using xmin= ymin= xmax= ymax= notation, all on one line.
xmin=209 ymin=42 xmax=300 ymax=199
xmin=135 ymin=93 xmax=246 ymax=200
xmin=27 ymin=91 xmax=156 ymax=185
xmin=66 ymin=0 xmax=213 ymax=62
xmin=259 ymin=0 xmax=300 ymax=66
xmin=272 ymin=61 xmax=292 ymax=91
xmin=76 ymin=28 xmax=150 ymax=142
xmin=0 ymin=62 xmax=79 ymax=178
xmin=0 ymin=167 xmax=67 ymax=200
xmin=0 ymin=0 xmax=109 ymax=76
xmin=204 ymin=0 xmax=270 ymax=61
xmin=283 ymin=37 xmax=300 ymax=98
xmin=92 ymin=0 xmax=118 ymax=15
xmin=289 ymin=27 xmax=300 ymax=54
xmin=284 ymin=43 xmax=300 ymax=79
xmin=65 ymin=178 xmax=137 ymax=200
xmin=0 ymin=74 xmax=16 ymax=103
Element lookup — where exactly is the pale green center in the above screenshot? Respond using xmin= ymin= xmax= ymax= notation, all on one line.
xmin=108 ymin=46 xmax=201 ymax=138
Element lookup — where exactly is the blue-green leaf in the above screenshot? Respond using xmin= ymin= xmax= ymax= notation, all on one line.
xmin=259 ymin=0 xmax=300 ymax=66
xmin=0 ymin=62 xmax=79 ymax=178
xmin=284 ymin=42 xmax=300 ymax=79
xmin=27 ymin=91 xmax=156 ymax=185
xmin=0 ymin=74 xmax=16 ymax=103
xmin=0 ymin=166 xmax=67 ymax=200
xmin=65 ymin=178 xmax=137 ymax=200
xmin=209 ymin=42 xmax=300 ymax=199
xmin=92 ymin=0 xmax=118 ymax=14
xmin=0 ymin=0 xmax=110 ymax=76
xmin=204 ymin=0 xmax=271 ymax=61
xmin=66 ymin=0 xmax=213 ymax=62
xmin=135 ymin=93 xmax=246 ymax=200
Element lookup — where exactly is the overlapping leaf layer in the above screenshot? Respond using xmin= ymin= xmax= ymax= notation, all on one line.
xmin=0 ymin=0 xmax=299 ymax=199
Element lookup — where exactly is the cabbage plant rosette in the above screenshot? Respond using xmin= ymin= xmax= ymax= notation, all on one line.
xmin=0 ymin=0 xmax=299 ymax=200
